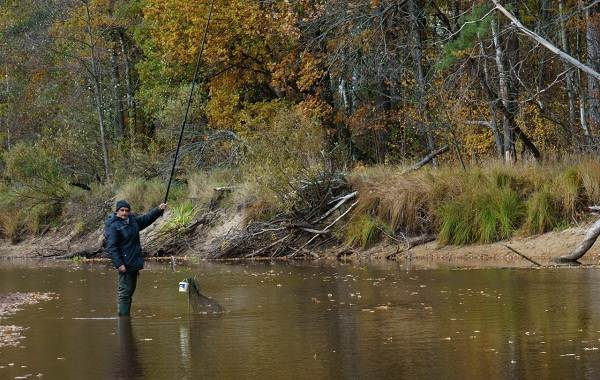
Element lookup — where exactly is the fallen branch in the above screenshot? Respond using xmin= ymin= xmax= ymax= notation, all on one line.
xmin=290 ymin=200 xmax=359 ymax=258
xmin=502 ymin=244 xmax=541 ymax=266
xmin=55 ymin=247 xmax=102 ymax=260
xmin=35 ymin=247 xmax=67 ymax=258
xmin=311 ymin=191 xmax=358 ymax=224
xmin=402 ymin=145 xmax=449 ymax=174
xmin=245 ymin=234 xmax=291 ymax=258
xmin=386 ymin=234 xmax=436 ymax=260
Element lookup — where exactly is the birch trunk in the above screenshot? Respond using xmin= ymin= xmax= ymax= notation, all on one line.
xmin=491 ymin=16 xmax=516 ymax=162
xmin=480 ymin=40 xmax=504 ymax=156
xmin=559 ymin=0 xmax=577 ymax=130
xmin=585 ymin=3 xmax=600 ymax=131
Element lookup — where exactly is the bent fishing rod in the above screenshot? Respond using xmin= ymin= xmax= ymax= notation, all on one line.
xmin=163 ymin=0 xmax=215 ymax=205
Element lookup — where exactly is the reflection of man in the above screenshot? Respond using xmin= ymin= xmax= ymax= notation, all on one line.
xmin=105 ymin=200 xmax=167 ymax=316
xmin=115 ymin=317 xmax=143 ymax=379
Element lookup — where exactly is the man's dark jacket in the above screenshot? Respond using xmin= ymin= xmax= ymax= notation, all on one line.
xmin=104 ymin=208 xmax=163 ymax=272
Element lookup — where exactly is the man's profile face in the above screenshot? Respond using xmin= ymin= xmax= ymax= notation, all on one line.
xmin=116 ymin=207 xmax=130 ymax=220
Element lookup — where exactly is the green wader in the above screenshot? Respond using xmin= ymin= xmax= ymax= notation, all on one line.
xmin=117 ymin=271 xmax=139 ymax=316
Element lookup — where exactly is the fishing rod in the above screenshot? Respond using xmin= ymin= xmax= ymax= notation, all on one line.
xmin=163 ymin=0 xmax=215 ymax=204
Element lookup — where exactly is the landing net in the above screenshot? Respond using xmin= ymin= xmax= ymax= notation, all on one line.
xmin=185 ymin=277 xmax=223 ymax=314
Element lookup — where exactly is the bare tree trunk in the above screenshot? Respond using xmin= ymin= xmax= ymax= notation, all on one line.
xmin=556 ymin=217 xmax=600 ymax=262
xmin=585 ymin=3 xmax=600 ymax=132
xmin=375 ymin=80 xmax=389 ymax=164
xmin=576 ymin=3 xmax=593 ymax=146
xmin=491 ymin=15 xmax=516 ymax=162
xmin=109 ymin=47 xmax=124 ymax=139
xmin=83 ymin=0 xmax=111 ymax=182
xmin=108 ymin=0 xmax=124 ymax=139
xmin=480 ymin=40 xmax=504 ymax=156
xmin=559 ymin=0 xmax=577 ymax=131
xmin=3 ymin=64 xmax=10 ymax=151
xmin=119 ymin=31 xmax=136 ymax=139
xmin=408 ymin=0 xmax=436 ymax=156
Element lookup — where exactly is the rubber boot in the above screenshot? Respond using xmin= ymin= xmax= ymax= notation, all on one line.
xmin=118 ymin=302 xmax=131 ymax=317
xmin=117 ymin=271 xmax=138 ymax=316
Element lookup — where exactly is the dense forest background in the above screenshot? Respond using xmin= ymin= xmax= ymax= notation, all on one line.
xmin=1 ymin=0 xmax=600 ymax=248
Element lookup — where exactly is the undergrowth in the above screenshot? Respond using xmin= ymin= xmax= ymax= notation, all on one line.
xmin=347 ymin=159 xmax=600 ymax=247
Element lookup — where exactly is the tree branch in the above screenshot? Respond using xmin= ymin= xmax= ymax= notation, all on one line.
xmin=491 ymin=0 xmax=600 ymax=80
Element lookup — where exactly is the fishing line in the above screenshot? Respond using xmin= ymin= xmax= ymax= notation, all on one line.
xmin=163 ymin=1 xmax=222 ymax=314
xmin=164 ymin=0 xmax=215 ymax=204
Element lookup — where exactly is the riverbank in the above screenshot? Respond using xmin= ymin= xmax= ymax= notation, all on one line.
xmin=0 ymin=212 xmax=597 ymax=268
xmin=2 ymin=160 xmax=600 ymax=266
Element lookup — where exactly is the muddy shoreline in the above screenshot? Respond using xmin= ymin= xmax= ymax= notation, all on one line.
xmin=0 ymin=219 xmax=598 ymax=268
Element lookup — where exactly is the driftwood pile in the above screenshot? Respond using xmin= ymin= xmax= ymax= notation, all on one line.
xmin=211 ymin=175 xmax=358 ymax=259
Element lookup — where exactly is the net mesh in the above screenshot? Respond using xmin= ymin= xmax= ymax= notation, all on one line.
xmin=185 ymin=277 xmax=223 ymax=314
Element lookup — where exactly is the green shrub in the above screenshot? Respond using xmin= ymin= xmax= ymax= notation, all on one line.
xmin=3 ymin=143 xmax=70 ymax=204
xmin=188 ymin=168 xmax=239 ymax=207
xmin=24 ymin=203 xmax=61 ymax=234
xmin=522 ymin=186 xmax=561 ymax=235
xmin=345 ymin=213 xmax=385 ymax=248
xmin=63 ymin=182 xmax=113 ymax=233
xmin=162 ymin=202 xmax=197 ymax=232
xmin=554 ymin=167 xmax=584 ymax=220
xmin=0 ymin=209 xmax=23 ymax=242
xmin=437 ymin=183 xmax=524 ymax=245
xmin=243 ymin=105 xmax=327 ymax=212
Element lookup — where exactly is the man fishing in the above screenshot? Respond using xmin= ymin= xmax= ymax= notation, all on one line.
xmin=105 ymin=200 xmax=167 ymax=317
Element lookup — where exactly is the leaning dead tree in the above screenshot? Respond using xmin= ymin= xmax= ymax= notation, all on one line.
xmin=555 ymin=206 xmax=600 ymax=262
xmin=491 ymin=0 xmax=600 ymax=81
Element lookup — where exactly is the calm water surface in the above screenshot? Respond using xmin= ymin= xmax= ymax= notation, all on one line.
xmin=1 ymin=260 xmax=600 ymax=379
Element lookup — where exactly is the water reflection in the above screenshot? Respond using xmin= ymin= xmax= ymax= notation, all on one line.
xmin=114 ymin=317 xmax=143 ymax=380
xmin=6 ymin=261 xmax=600 ymax=379
xmin=179 ymin=324 xmax=191 ymax=373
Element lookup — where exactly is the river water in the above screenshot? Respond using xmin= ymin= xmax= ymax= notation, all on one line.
xmin=1 ymin=260 xmax=600 ymax=379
